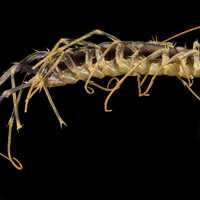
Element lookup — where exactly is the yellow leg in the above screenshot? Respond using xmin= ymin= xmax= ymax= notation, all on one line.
xmin=41 ymin=51 xmax=65 ymax=81
xmin=24 ymin=75 xmax=40 ymax=112
xmin=104 ymin=48 xmax=166 ymax=111
xmin=43 ymin=85 xmax=67 ymax=128
xmin=84 ymin=40 xmax=120 ymax=94
xmin=87 ymin=81 xmax=111 ymax=92
xmin=58 ymin=29 xmax=120 ymax=53
xmin=0 ymin=91 xmax=24 ymax=170
xmin=7 ymin=117 xmax=23 ymax=170
xmin=88 ymin=77 xmax=120 ymax=92
xmin=177 ymin=76 xmax=200 ymax=101
xmin=139 ymin=61 xmax=152 ymax=88
xmin=139 ymin=71 xmax=159 ymax=96
xmin=0 ymin=118 xmax=23 ymax=171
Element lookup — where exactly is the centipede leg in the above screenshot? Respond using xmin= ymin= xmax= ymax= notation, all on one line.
xmin=84 ymin=40 xmax=121 ymax=94
xmin=43 ymin=85 xmax=67 ymax=128
xmin=104 ymin=48 xmax=169 ymax=111
xmin=175 ymin=43 xmax=200 ymax=101
xmin=6 ymin=109 xmax=23 ymax=170
xmin=30 ymin=30 xmax=121 ymax=94
xmin=136 ymin=75 xmax=142 ymax=96
xmin=140 ymin=47 xmax=170 ymax=96
xmin=41 ymin=29 xmax=120 ymax=65
xmin=10 ymin=68 xmax=23 ymax=131
xmin=57 ymin=29 xmax=120 ymax=51
xmin=88 ymin=81 xmax=112 ymax=92
xmin=180 ymin=59 xmax=193 ymax=87
xmin=177 ymin=76 xmax=200 ymax=101
xmin=140 ymin=72 xmax=159 ymax=96
xmin=24 ymin=74 xmax=42 ymax=112
xmin=0 ymin=85 xmax=24 ymax=170
xmin=0 ymin=81 xmax=31 ymax=104
xmin=41 ymin=51 xmax=65 ymax=80
xmin=25 ymin=57 xmax=59 ymax=112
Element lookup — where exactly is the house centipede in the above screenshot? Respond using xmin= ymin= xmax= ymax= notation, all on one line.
xmin=0 ymin=26 xmax=200 ymax=170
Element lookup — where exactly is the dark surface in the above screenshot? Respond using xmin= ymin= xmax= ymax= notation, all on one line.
xmin=0 ymin=0 xmax=200 ymax=198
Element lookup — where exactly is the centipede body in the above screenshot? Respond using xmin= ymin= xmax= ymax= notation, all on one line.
xmin=1 ymin=27 xmax=200 ymax=170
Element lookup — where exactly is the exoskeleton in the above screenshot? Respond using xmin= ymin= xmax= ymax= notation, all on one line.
xmin=1 ymin=27 xmax=200 ymax=170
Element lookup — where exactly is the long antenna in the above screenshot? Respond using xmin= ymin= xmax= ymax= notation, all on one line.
xmin=162 ymin=26 xmax=200 ymax=42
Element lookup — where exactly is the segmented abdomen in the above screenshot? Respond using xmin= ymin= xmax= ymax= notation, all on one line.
xmin=20 ymin=41 xmax=200 ymax=87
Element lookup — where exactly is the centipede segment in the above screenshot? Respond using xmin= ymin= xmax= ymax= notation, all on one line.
xmin=0 ymin=27 xmax=200 ymax=170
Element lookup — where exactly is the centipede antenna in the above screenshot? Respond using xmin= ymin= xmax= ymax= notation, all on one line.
xmin=39 ymin=30 xmax=121 ymax=89
xmin=0 ymin=114 xmax=23 ymax=171
xmin=163 ymin=26 xmax=200 ymax=42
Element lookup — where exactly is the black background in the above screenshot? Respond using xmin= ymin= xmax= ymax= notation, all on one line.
xmin=0 ymin=0 xmax=200 ymax=198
